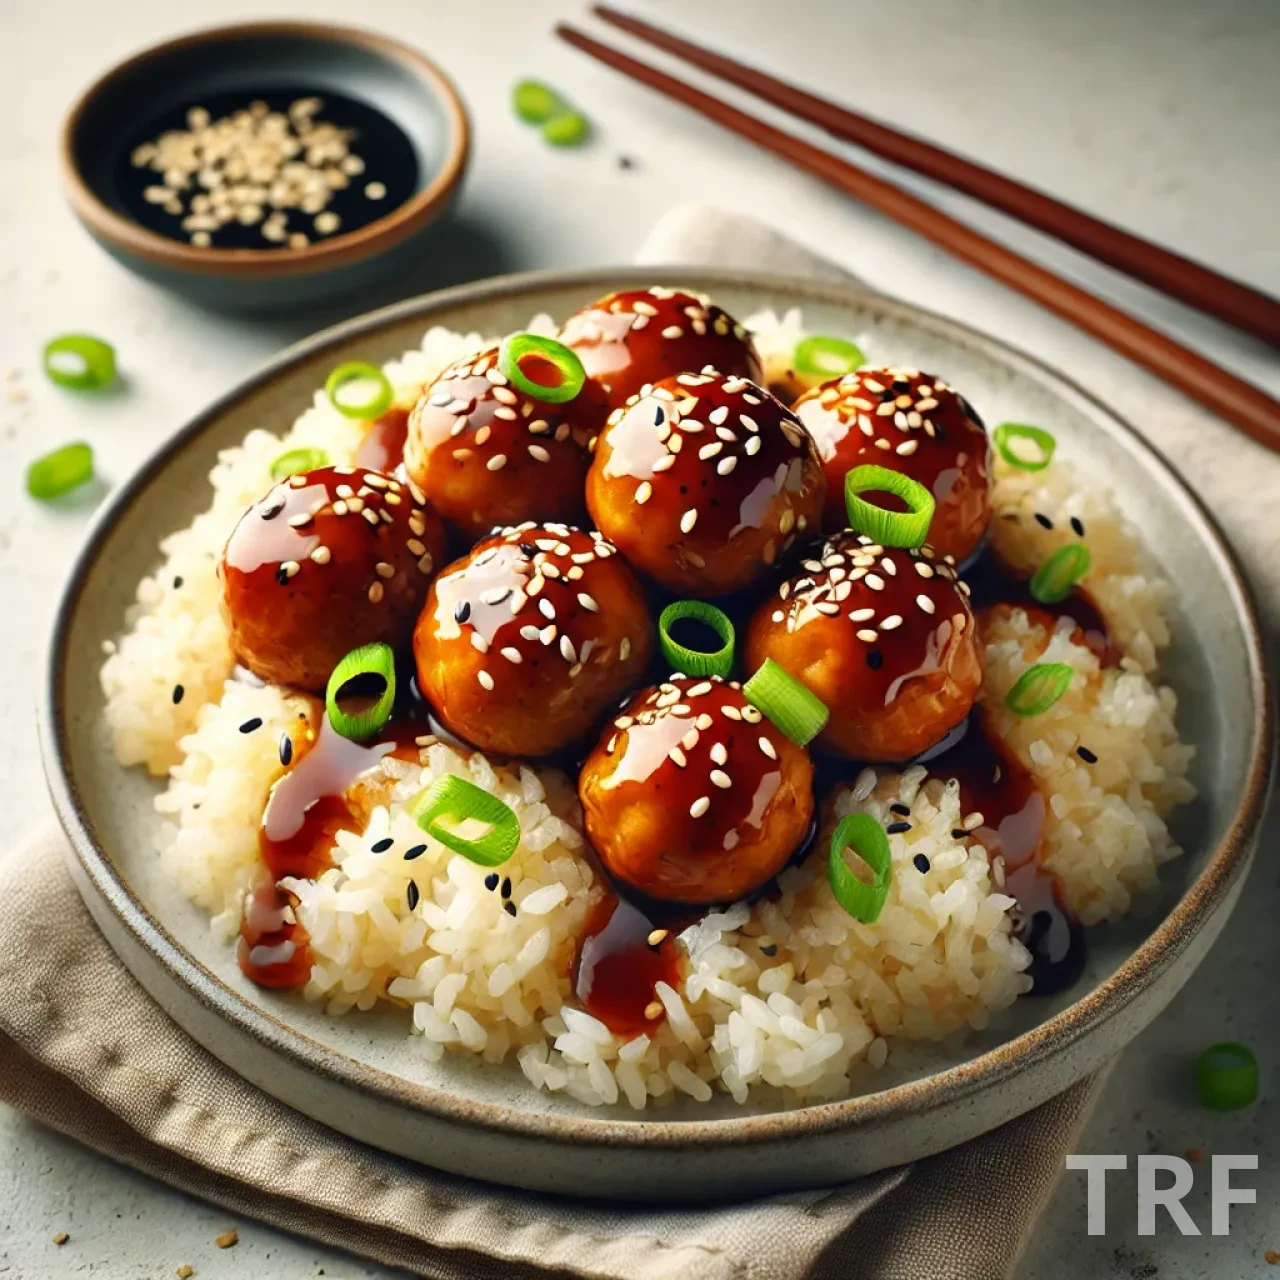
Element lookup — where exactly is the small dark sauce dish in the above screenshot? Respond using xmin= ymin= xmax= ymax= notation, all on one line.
xmin=61 ymin=22 xmax=469 ymax=312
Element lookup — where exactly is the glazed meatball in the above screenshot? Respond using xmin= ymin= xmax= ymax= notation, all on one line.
xmin=413 ymin=524 xmax=653 ymax=757
xmin=404 ymin=343 xmax=602 ymax=541
xmin=586 ymin=370 xmax=825 ymax=597
xmin=744 ymin=531 xmax=982 ymax=762
xmin=223 ymin=466 xmax=446 ymax=692
xmin=559 ymin=287 xmax=762 ymax=411
xmin=793 ymin=367 xmax=991 ymax=563
xmin=579 ymin=676 xmax=814 ymax=905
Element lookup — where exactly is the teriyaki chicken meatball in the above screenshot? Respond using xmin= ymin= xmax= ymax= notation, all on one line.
xmin=413 ymin=524 xmax=654 ymax=758
xmin=222 ymin=466 xmax=446 ymax=691
xmin=744 ymin=531 xmax=982 ymax=762
xmin=404 ymin=343 xmax=601 ymax=540
xmin=579 ymin=676 xmax=814 ymax=905
xmin=560 ymin=287 xmax=762 ymax=411
xmin=793 ymin=367 xmax=992 ymax=563
xmin=585 ymin=369 xmax=825 ymax=597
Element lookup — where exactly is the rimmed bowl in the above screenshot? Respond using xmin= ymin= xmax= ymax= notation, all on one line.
xmin=40 ymin=268 xmax=1273 ymax=1201
xmin=60 ymin=21 xmax=469 ymax=312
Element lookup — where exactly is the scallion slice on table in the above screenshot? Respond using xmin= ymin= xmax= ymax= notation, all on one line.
xmin=828 ymin=813 xmax=893 ymax=924
xmin=42 ymin=334 xmax=116 ymax=390
xmin=325 ymin=362 xmax=394 ymax=420
xmin=1003 ymin=662 xmax=1074 ymax=717
xmin=325 ymin=642 xmax=396 ymax=741
xmin=497 ymin=333 xmax=586 ymax=404
xmin=512 ymin=79 xmax=566 ymax=124
xmin=993 ymin=422 xmax=1056 ymax=471
xmin=844 ymin=464 xmax=936 ymax=548
xmin=658 ymin=600 xmax=735 ymax=678
xmin=269 ymin=447 xmax=329 ymax=481
xmin=1195 ymin=1042 xmax=1258 ymax=1111
xmin=413 ymin=775 xmax=520 ymax=867
xmin=1029 ymin=543 xmax=1091 ymax=604
xmin=26 ymin=442 xmax=95 ymax=500
xmin=542 ymin=112 xmax=590 ymax=147
xmin=743 ymin=659 xmax=828 ymax=746
xmin=793 ymin=335 xmax=865 ymax=379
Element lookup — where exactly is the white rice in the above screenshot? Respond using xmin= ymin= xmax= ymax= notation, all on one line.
xmin=101 ymin=309 xmax=1195 ymax=1108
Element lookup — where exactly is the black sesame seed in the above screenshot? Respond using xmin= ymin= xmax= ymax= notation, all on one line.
xmin=654 ymin=406 xmax=665 ymax=425
xmin=275 ymin=566 xmax=289 ymax=586
xmin=519 ymin=543 xmax=537 ymax=558
xmin=279 ymin=734 xmax=293 ymax=765
xmin=173 ymin=575 xmax=184 ymax=589
xmin=886 ymin=821 xmax=911 ymax=834
xmin=172 ymin=684 xmax=185 ymax=705
xmin=913 ymin=853 xmax=931 ymax=873
xmin=617 ymin=154 xmax=635 ymax=170
xmin=239 ymin=718 xmax=263 ymax=734
xmin=261 ymin=501 xmax=285 ymax=521
xmin=1034 ymin=512 xmax=1053 ymax=529
xmin=501 ymin=876 xmax=512 ymax=900
xmin=759 ymin=943 xmax=778 ymax=957
xmin=889 ymin=802 xmax=910 ymax=816
xmin=951 ymin=828 xmax=968 ymax=839
xmin=484 ymin=872 xmax=499 ymax=891
xmin=503 ymin=900 xmax=517 ymax=917
xmin=407 ymin=880 xmax=420 ymax=910
xmin=866 ymin=649 xmax=883 ymax=670
xmin=1070 ymin=516 xmax=1086 ymax=537
xmin=892 ymin=377 xmax=910 ymax=391
xmin=404 ymin=844 xmax=427 ymax=861
xmin=454 ymin=600 xmax=472 ymax=623
xmin=371 ymin=837 xmax=394 ymax=853
xmin=1076 ymin=745 xmax=1098 ymax=764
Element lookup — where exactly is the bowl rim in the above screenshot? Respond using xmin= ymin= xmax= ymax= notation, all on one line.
xmin=41 ymin=264 xmax=1275 ymax=1152
xmin=58 ymin=19 xmax=470 ymax=280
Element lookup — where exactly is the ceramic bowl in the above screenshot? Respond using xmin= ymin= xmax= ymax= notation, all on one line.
xmin=59 ymin=21 xmax=469 ymax=312
xmin=40 ymin=268 xmax=1273 ymax=1201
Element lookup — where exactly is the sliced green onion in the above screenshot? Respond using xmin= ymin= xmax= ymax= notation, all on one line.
xmin=498 ymin=333 xmax=586 ymax=404
xmin=42 ymin=334 xmax=116 ymax=390
xmin=828 ymin=813 xmax=893 ymax=924
xmin=1195 ymin=1042 xmax=1258 ymax=1111
xmin=270 ymin=447 xmax=329 ymax=481
xmin=994 ymin=422 xmax=1056 ymax=471
xmin=325 ymin=642 xmax=396 ymax=741
xmin=26 ymin=442 xmax=94 ymax=500
xmin=325 ymin=362 xmax=394 ymax=420
xmin=1030 ymin=543 xmax=1091 ymax=604
xmin=513 ymin=79 xmax=565 ymax=124
xmin=743 ymin=659 xmax=828 ymax=746
xmin=793 ymin=335 xmax=865 ymax=379
xmin=659 ymin=600 xmax=735 ymax=678
xmin=1004 ymin=662 xmax=1074 ymax=717
xmin=844 ymin=464 xmax=936 ymax=548
xmin=413 ymin=775 xmax=520 ymax=867
xmin=542 ymin=111 xmax=590 ymax=147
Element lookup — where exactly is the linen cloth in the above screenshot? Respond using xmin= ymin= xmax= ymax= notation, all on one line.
xmin=13 ymin=204 xmax=1261 ymax=1279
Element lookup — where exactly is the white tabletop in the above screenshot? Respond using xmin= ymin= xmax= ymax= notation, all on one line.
xmin=2 ymin=0 xmax=1276 ymax=1276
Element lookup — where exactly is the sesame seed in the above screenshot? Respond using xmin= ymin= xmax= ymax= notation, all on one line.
xmin=1035 ymin=512 xmax=1053 ymax=529
xmin=368 ymin=582 xmax=384 ymax=603
xmin=620 ymin=637 xmax=631 ymax=661
xmin=1071 ymin=516 xmax=1086 ymax=537
xmin=695 ymin=713 xmax=713 ymax=730
xmin=689 ymin=796 xmax=711 ymax=818
xmin=560 ymin=635 xmax=577 ymax=663
xmin=635 ymin=481 xmax=653 ymax=504
xmin=501 ymin=876 xmax=512 ymax=899
xmin=680 ymin=509 xmax=698 ymax=534
xmin=477 ymin=670 xmax=494 ymax=690
xmin=486 ymin=454 xmax=508 ymax=471
xmin=890 ymin=802 xmax=910 ymax=816
xmin=480 ymin=586 xmax=510 ymax=605
xmin=886 ymin=821 xmax=911 ymax=834
xmin=698 ymin=441 xmax=722 ymax=460
xmin=849 ymin=607 xmax=875 ymax=621
xmin=1077 ymin=745 xmax=1098 ymax=763
xmin=645 ymin=1000 xmax=664 ymax=1020
xmin=744 ymin=436 xmax=762 ymax=456
xmin=962 ymin=811 xmax=985 ymax=831
xmin=710 ymin=742 xmax=728 ymax=766
xmin=578 ymin=592 xmax=599 ymax=612
xmin=758 ymin=736 xmax=777 ymax=760
xmin=500 ymin=646 xmax=523 ymax=663
xmin=867 ymin=649 xmax=883 ymax=670
xmin=172 ymin=684 xmax=184 ymax=704
xmin=742 ymin=705 xmax=763 ymax=724
xmin=916 ymin=594 xmax=936 ymax=614
xmin=880 ymin=614 xmax=903 ymax=630
xmin=913 ymin=853 xmax=931 ymax=873
xmin=662 ymin=325 xmax=683 ymax=339
xmin=855 ymin=628 xmax=878 ymax=642
xmin=539 ymin=598 xmax=555 ymax=620
xmin=539 ymin=624 xmax=556 ymax=645
xmin=669 ymin=746 xmax=688 ymax=768
xmin=503 ymin=900 xmax=517 ymax=917
xmin=709 ymin=769 xmax=731 ymax=789
xmin=681 ymin=728 xmax=700 ymax=751
xmin=405 ymin=844 xmax=428 ymax=861
xmin=371 ymin=836 xmax=394 ymax=853
xmin=239 ymin=718 xmax=263 ymax=734
xmin=279 ymin=559 xmax=301 ymax=579
xmin=375 ymin=561 xmax=395 ymax=579
xmin=407 ymin=880 xmax=420 ymax=911
xmin=687 ymin=681 xmax=712 ymax=697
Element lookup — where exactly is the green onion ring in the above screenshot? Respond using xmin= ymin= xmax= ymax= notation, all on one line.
xmin=542 ymin=112 xmax=590 ymax=147
xmin=743 ymin=659 xmax=829 ymax=746
xmin=828 ymin=813 xmax=893 ymax=924
xmin=26 ymin=442 xmax=94 ymax=500
xmin=793 ymin=335 xmax=865 ymax=379
xmin=1030 ymin=543 xmax=1091 ymax=604
xmin=844 ymin=464 xmax=936 ymax=548
xmin=659 ymin=600 xmax=735 ymax=678
xmin=412 ymin=775 xmax=521 ymax=867
xmin=42 ymin=334 xmax=116 ymax=390
xmin=270 ymin=447 xmax=330 ymax=481
xmin=1004 ymin=662 xmax=1074 ymax=717
xmin=498 ymin=333 xmax=586 ymax=404
xmin=325 ymin=642 xmax=396 ymax=742
xmin=993 ymin=422 xmax=1056 ymax=471
xmin=513 ymin=79 xmax=565 ymax=124
xmin=1195 ymin=1042 xmax=1258 ymax=1111
xmin=325 ymin=362 xmax=394 ymax=420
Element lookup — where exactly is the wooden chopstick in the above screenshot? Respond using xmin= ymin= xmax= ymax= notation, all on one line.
xmin=592 ymin=4 xmax=1280 ymax=349
xmin=556 ymin=23 xmax=1280 ymax=456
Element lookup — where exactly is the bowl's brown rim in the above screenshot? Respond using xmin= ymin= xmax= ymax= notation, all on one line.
xmin=58 ymin=20 xmax=470 ymax=280
xmin=42 ymin=265 xmax=1274 ymax=1152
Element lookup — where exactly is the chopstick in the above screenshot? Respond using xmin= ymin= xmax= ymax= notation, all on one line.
xmin=556 ymin=23 xmax=1280 ymax=456
xmin=591 ymin=5 xmax=1280 ymax=348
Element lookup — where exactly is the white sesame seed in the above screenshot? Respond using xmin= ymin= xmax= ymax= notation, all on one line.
xmin=856 ymin=628 xmax=878 ymax=642
xmin=696 ymin=713 xmax=713 ymax=730
xmin=881 ymin=614 xmax=904 ymax=630
xmin=709 ymin=405 xmax=729 ymax=425
xmin=709 ymin=769 xmax=731 ymax=789
xmin=758 ymin=736 xmax=778 ymax=761
xmin=477 ymin=670 xmax=494 ymax=690
xmin=916 ymin=594 xmax=936 ymax=614
xmin=560 ymin=635 xmax=577 ymax=663
xmin=739 ymin=414 xmax=758 ymax=433
xmin=280 ymin=560 xmax=300 ymax=578
xmin=716 ymin=455 xmax=739 ymax=476
xmin=742 ymin=705 xmax=763 ymax=724
xmin=698 ymin=442 xmax=723 ymax=460
xmin=690 ymin=796 xmax=710 ymax=818
xmin=480 ymin=586 xmax=510 ymax=605
xmin=500 ymin=646 xmax=523 ymax=663
xmin=486 ymin=454 xmax=507 ymax=472
xmin=635 ymin=481 xmax=653 ymax=505
xmin=470 ymin=632 xmax=489 ymax=653
xmin=520 ymin=625 xmax=540 ymax=641
xmin=680 ymin=509 xmax=698 ymax=534
xmin=527 ymin=444 xmax=550 ymax=462
xmin=669 ymin=747 xmax=688 ymax=768
xmin=849 ymin=607 xmax=875 ymax=621
xmin=620 ymin=637 xmax=631 ymax=661
xmin=710 ymin=742 xmax=728 ymax=766
xmin=662 ymin=325 xmax=683 ymax=339
xmin=375 ymin=561 xmax=395 ymax=579
xmin=309 ymin=546 xmax=330 ymax=565
xmin=745 ymin=435 xmax=762 ymax=456
xmin=681 ymin=728 xmax=700 ymax=751
xmin=865 ymin=573 xmax=886 ymax=591
xmin=539 ymin=624 xmax=556 ymax=645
